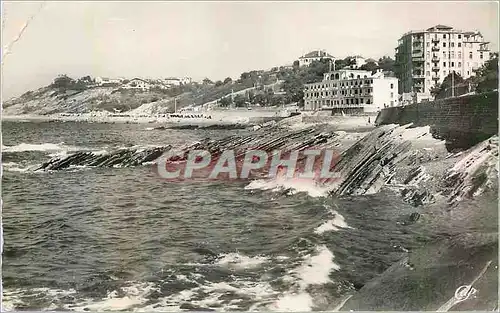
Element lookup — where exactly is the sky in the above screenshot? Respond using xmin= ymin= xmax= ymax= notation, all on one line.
xmin=1 ymin=1 xmax=498 ymax=100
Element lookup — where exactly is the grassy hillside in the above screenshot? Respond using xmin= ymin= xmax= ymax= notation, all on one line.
xmin=3 ymin=70 xmax=283 ymax=115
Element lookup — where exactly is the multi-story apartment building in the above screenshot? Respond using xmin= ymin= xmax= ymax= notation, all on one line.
xmin=395 ymin=24 xmax=491 ymax=97
xmin=303 ymin=69 xmax=398 ymax=113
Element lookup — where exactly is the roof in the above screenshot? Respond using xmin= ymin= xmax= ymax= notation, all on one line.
xmin=299 ymin=50 xmax=334 ymax=59
xmin=426 ymin=24 xmax=453 ymax=31
xmin=129 ymin=78 xmax=148 ymax=83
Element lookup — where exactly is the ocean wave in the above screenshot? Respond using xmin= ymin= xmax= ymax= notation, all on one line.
xmin=215 ymin=252 xmax=269 ymax=270
xmin=2 ymin=162 xmax=39 ymax=173
xmin=263 ymin=245 xmax=340 ymax=311
xmin=314 ymin=207 xmax=353 ymax=234
xmin=2 ymin=142 xmax=78 ymax=153
xmin=244 ymin=176 xmax=332 ymax=198
xmin=2 ymin=247 xmax=341 ymax=312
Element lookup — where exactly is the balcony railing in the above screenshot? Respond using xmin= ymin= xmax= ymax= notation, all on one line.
xmin=431 ymin=38 xmax=440 ymax=43
xmin=432 ymin=66 xmax=440 ymax=71
xmin=431 ymin=56 xmax=440 ymax=62
xmin=412 ymin=74 xmax=425 ymax=79
xmin=412 ymin=57 xmax=424 ymax=62
xmin=431 ymin=46 xmax=440 ymax=51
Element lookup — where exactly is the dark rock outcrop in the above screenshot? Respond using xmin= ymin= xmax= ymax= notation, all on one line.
xmin=36 ymin=146 xmax=171 ymax=171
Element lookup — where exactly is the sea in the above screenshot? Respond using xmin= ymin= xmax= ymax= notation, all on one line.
xmin=2 ymin=120 xmax=440 ymax=311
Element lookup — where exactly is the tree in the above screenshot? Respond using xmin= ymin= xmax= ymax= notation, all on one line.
xmin=233 ymin=94 xmax=246 ymax=107
xmin=472 ymin=52 xmax=498 ymax=93
xmin=215 ymin=80 xmax=224 ymax=87
xmin=253 ymin=94 xmax=267 ymax=106
xmin=240 ymin=72 xmax=251 ymax=80
xmin=219 ymin=97 xmax=232 ymax=107
xmin=223 ymin=77 xmax=233 ymax=84
xmin=202 ymin=78 xmax=213 ymax=85
xmin=248 ymin=90 xmax=256 ymax=103
xmin=270 ymin=94 xmax=285 ymax=106
xmin=430 ymin=84 xmax=442 ymax=98
xmin=378 ymin=56 xmax=395 ymax=73
xmin=431 ymin=71 xmax=465 ymax=99
xmin=51 ymin=74 xmax=75 ymax=90
xmin=359 ymin=61 xmax=378 ymax=72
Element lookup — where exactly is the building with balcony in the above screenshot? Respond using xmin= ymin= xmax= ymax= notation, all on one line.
xmin=395 ymin=24 xmax=491 ymax=98
xmin=298 ymin=50 xmax=335 ymax=67
xmin=303 ymin=69 xmax=398 ymax=113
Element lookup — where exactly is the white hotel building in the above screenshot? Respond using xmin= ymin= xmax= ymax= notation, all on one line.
xmin=395 ymin=24 xmax=491 ymax=97
xmin=303 ymin=69 xmax=399 ymax=113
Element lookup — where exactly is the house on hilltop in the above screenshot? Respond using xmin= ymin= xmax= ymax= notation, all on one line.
xmin=95 ymin=77 xmax=124 ymax=86
xmin=164 ymin=77 xmax=192 ymax=86
xmin=298 ymin=50 xmax=335 ymax=67
xmin=344 ymin=56 xmax=367 ymax=69
xmin=123 ymin=78 xmax=151 ymax=91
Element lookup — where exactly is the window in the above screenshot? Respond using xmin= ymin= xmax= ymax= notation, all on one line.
xmin=390 ymin=83 xmax=394 ymax=89
xmin=390 ymin=92 xmax=394 ymax=97
xmin=427 ymin=42 xmax=430 ymax=47
xmin=451 ymin=42 xmax=455 ymax=48
xmin=426 ymin=71 xmax=430 ymax=76
xmin=443 ymin=34 xmax=446 ymax=39
xmin=360 ymin=98 xmax=364 ymax=104
xmin=467 ymin=71 xmax=470 ymax=75
xmin=458 ymin=34 xmax=461 ymax=39
xmin=451 ymin=51 xmax=455 ymax=58
xmin=458 ymin=62 xmax=462 ymax=67
xmin=469 ymin=52 xmax=473 ymax=59
xmin=458 ymin=51 xmax=462 ymax=58
xmin=443 ymin=62 xmax=446 ymax=67
xmin=426 ymin=52 xmax=430 ymax=58
xmin=480 ymin=53 xmax=483 ymax=59
xmin=443 ymin=42 xmax=446 ymax=47
xmin=458 ymin=42 xmax=462 ymax=47
xmin=451 ymin=62 xmax=455 ymax=67
xmin=443 ymin=52 xmax=446 ymax=58
xmin=444 ymin=71 xmax=447 ymax=76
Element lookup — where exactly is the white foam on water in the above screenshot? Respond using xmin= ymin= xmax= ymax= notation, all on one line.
xmin=2 ymin=247 xmax=340 ymax=312
xmin=264 ymin=245 xmax=340 ymax=311
xmin=216 ymin=252 xmax=269 ymax=270
xmin=136 ymin=279 xmax=279 ymax=312
xmin=267 ymin=292 xmax=313 ymax=311
xmin=2 ymin=162 xmax=39 ymax=173
xmin=314 ymin=210 xmax=353 ymax=234
xmin=294 ymin=245 xmax=340 ymax=287
xmin=2 ymin=142 xmax=81 ymax=153
xmin=245 ymin=175 xmax=332 ymax=198
xmin=2 ymin=287 xmax=78 ymax=311
xmin=72 ymin=283 xmax=157 ymax=311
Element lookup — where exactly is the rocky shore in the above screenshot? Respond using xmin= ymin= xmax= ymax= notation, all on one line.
xmin=29 ymin=120 xmax=499 ymax=310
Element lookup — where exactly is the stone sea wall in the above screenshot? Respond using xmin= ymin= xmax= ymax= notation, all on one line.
xmin=375 ymin=91 xmax=498 ymax=150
